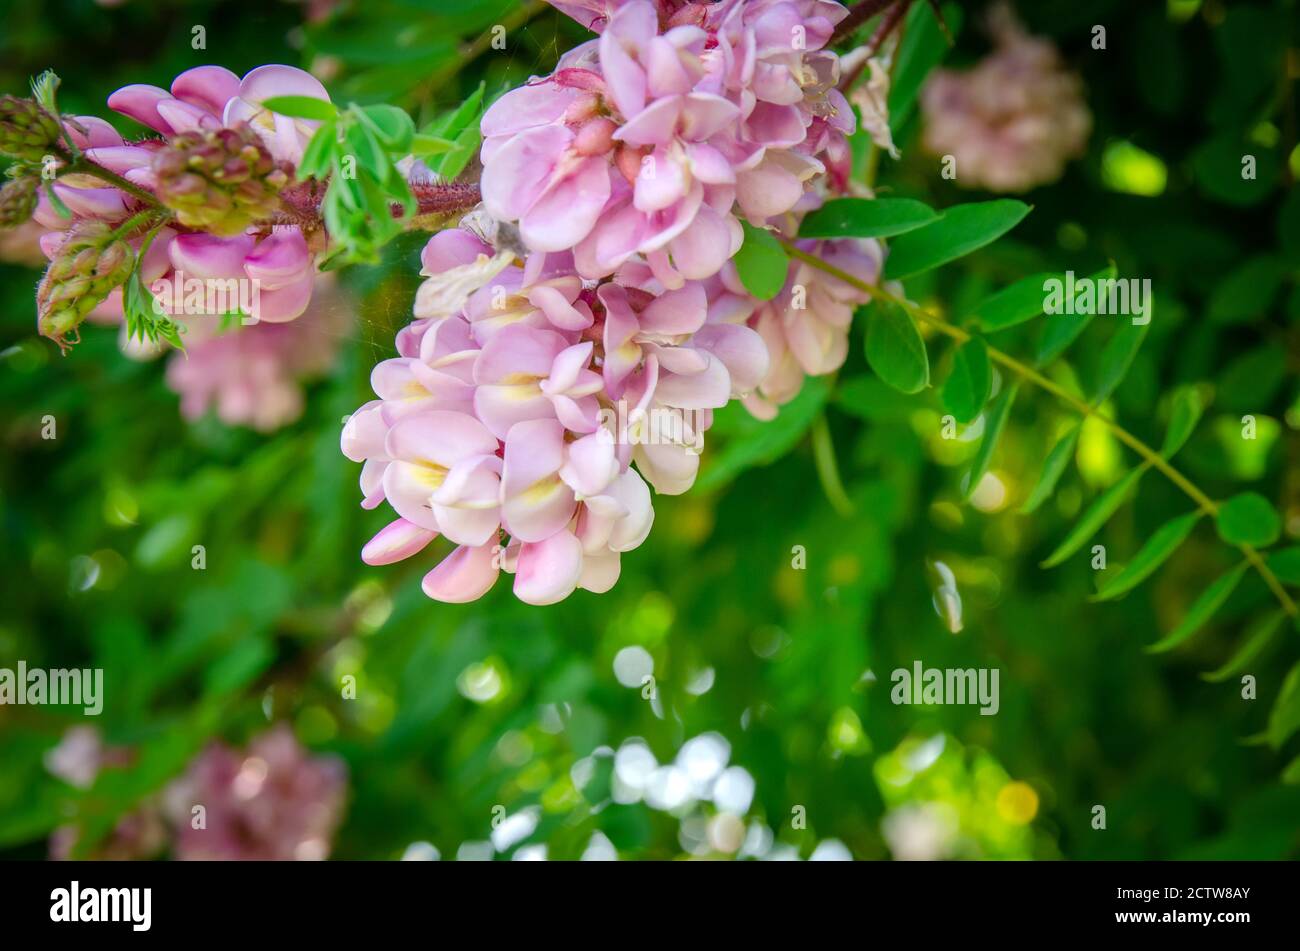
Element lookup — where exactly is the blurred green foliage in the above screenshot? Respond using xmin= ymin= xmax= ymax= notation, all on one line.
xmin=1 ymin=0 xmax=1300 ymax=861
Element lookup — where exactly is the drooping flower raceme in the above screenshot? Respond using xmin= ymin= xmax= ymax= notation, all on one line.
xmin=164 ymin=275 xmax=349 ymax=432
xmin=164 ymin=725 xmax=347 ymax=861
xmin=32 ymin=65 xmax=331 ymax=342
xmin=478 ymin=0 xmax=855 ymax=286
xmin=342 ymin=0 xmax=892 ymax=607
xmin=920 ymin=3 xmax=1091 ymax=193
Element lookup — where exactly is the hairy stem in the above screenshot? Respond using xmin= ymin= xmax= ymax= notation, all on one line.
xmin=779 ymin=240 xmax=1299 ymax=619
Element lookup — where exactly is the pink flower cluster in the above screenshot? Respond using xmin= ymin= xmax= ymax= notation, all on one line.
xmin=164 ymin=725 xmax=347 ymax=861
xmin=480 ymin=0 xmax=855 ymax=287
xmin=46 ymin=724 xmax=348 ymax=861
xmin=34 ymin=64 xmax=330 ymax=325
xmin=343 ymin=0 xmax=888 ymax=606
xmin=46 ymin=727 xmax=167 ymax=861
xmin=342 ymin=229 xmax=767 ymax=605
xmin=920 ymin=5 xmax=1091 ymax=193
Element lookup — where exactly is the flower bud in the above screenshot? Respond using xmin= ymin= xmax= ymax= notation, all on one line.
xmin=152 ymin=122 xmax=288 ymax=236
xmin=37 ymin=220 xmax=135 ymax=351
xmin=0 ymin=96 xmax=63 ymax=163
xmin=0 ymin=175 xmax=38 ymax=229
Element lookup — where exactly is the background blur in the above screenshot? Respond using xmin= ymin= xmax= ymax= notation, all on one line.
xmin=2 ymin=0 xmax=1299 ymax=860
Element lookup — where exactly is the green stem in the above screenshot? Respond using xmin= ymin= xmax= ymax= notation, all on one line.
xmin=812 ymin=413 xmax=856 ymax=517
xmin=779 ymin=239 xmax=1299 ymax=620
xmin=61 ymin=153 xmax=161 ymax=207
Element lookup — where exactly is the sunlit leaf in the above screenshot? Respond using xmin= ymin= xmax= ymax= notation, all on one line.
xmin=261 ymin=94 xmax=338 ymax=121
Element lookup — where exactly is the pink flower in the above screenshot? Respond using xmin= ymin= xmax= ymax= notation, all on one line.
xmin=45 ymin=728 xmax=168 ymax=861
xmin=343 ymin=231 xmax=671 ymax=606
xmin=920 ymin=4 xmax=1091 ymax=193
xmin=166 ymin=725 xmax=347 ymax=861
xmin=32 ymin=65 xmax=328 ymax=338
xmin=108 ymin=64 xmax=329 ymax=167
xmin=479 ymin=0 xmax=855 ymax=286
xmin=746 ymin=235 xmax=881 ymax=416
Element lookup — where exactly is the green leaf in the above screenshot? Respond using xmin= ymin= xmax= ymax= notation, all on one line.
xmin=734 ymin=221 xmax=790 ymax=301
xmin=1088 ymin=320 xmax=1149 ymax=403
xmin=1093 ymin=511 xmax=1202 ymax=601
xmin=964 ymin=383 xmax=1017 ymax=500
xmin=697 ymin=376 xmax=829 ymax=491
xmin=865 ymin=301 xmax=929 ymax=394
xmin=345 ymin=122 xmax=390 ymax=183
xmin=798 ymin=198 xmax=939 ymax=239
xmin=1202 ymin=610 xmax=1287 ymax=682
xmin=1020 ymin=425 xmax=1080 ymax=514
xmin=1267 ymin=661 xmax=1300 ymax=748
xmin=1160 ymin=386 xmax=1203 ymax=458
xmin=884 ymin=200 xmax=1031 ymax=281
xmin=1035 ymin=265 xmax=1116 ymax=365
xmin=941 ymin=336 xmax=990 ymax=424
xmin=1267 ymin=547 xmax=1300 ymax=584
xmin=967 ymin=273 xmax=1059 ymax=332
xmin=296 ymin=120 xmax=337 ymax=180
xmin=356 ymin=103 xmax=415 ymax=151
xmin=1041 ymin=466 xmax=1146 ymax=568
xmin=434 ymin=119 xmax=481 ymax=181
xmin=1147 ymin=562 xmax=1249 ymax=654
xmin=422 ymin=81 xmax=485 ymax=140
xmin=410 ymin=133 xmax=456 ymax=156
xmin=1216 ymin=492 xmax=1282 ymax=548
xmin=1283 ymin=754 xmax=1300 ymax=785
xmin=261 ymin=95 xmax=338 ymax=121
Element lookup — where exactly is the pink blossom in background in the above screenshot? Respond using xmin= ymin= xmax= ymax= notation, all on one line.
xmin=920 ymin=4 xmax=1091 ymax=193
xmin=32 ymin=65 xmax=330 ymax=326
xmin=164 ymin=275 xmax=349 ymax=432
xmin=166 ymin=725 xmax=347 ymax=861
xmin=45 ymin=727 xmax=168 ymax=861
